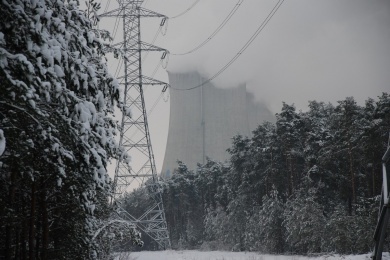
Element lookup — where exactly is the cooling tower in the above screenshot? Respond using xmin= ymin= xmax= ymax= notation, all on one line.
xmin=161 ymin=71 xmax=274 ymax=177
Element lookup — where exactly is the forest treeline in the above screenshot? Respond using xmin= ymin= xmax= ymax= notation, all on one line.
xmin=123 ymin=94 xmax=390 ymax=254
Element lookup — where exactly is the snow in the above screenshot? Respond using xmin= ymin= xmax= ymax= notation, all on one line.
xmin=0 ymin=32 xmax=4 ymax=44
xmin=87 ymin=31 xmax=95 ymax=43
xmin=0 ymin=129 xmax=5 ymax=156
xmin=28 ymin=99 xmax=36 ymax=109
xmin=54 ymin=64 xmax=65 ymax=77
xmin=114 ymin=251 xmax=379 ymax=260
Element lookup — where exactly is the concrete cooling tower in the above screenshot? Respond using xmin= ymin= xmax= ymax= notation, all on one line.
xmin=161 ymin=71 xmax=274 ymax=177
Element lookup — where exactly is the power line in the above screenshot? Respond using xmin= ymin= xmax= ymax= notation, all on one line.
xmin=150 ymin=59 xmax=162 ymax=78
xmin=104 ymin=0 xmax=111 ymax=13
xmin=143 ymin=52 xmax=169 ymax=93
xmin=148 ymin=92 xmax=164 ymax=116
xmin=142 ymin=59 xmax=163 ymax=93
xmin=170 ymin=0 xmax=284 ymax=91
xmin=170 ymin=0 xmax=201 ymax=19
xmin=142 ymin=15 xmax=168 ymax=62
xmin=142 ymin=26 xmax=162 ymax=62
xmin=114 ymin=56 xmax=123 ymax=78
xmin=171 ymin=0 xmax=244 ymax=56
xmin=112 ymin=16 xmax=120 ymax=39
xmin=128 ymin=91 xmax=165 ymax=141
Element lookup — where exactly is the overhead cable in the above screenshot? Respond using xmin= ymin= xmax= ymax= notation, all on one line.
xmin=142 ymin=60 xmax=163 ymax=94
xmin=170 ymin=0 xmax=284 ymax=91
xmin=112 ymin=16 xmax=120 ymax=40
xmin=148 ymin=92 xmax=164 ymax=116
xmin=114 ymin=56 xmax=123 ymax=78
xmin=170 ymin=0 xmax=201 ymax=19
xmin=142 ymin=26 xmax=163 ymax=62
xmin=171 ymin=0 xmax=244 ymax=56
xmin=151 ymin=60 xmax=163 ymax=78
xmin=104 ymin=0 xmax=111 ymax=13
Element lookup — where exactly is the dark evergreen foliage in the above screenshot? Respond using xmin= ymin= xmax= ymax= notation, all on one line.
xmin=0 ymin=0 xmax=142 ymax=259
xmin=125 ymin=94 xmax=389 ymax=254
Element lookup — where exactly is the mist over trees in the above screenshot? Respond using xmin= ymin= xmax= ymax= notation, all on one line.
xmin=125 ymin=94 xmax=389 ymax=254
xmin=0 ymin=0 xmax=142 ymax=259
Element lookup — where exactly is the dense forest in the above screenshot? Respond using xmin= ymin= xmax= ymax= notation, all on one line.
xmin=123 ymin=94 xmax=390 ymax=254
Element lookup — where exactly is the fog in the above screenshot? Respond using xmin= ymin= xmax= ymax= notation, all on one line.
xmin=100 ymin=0 xmax=390 ymax=172
xmin=150 ymin=0 xmax=390 ymax=111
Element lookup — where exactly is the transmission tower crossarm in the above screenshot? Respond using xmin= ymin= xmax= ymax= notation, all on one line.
xmin=116 ymin=75 xmax=169 ymax=87
xmin=110 ymin=41 xmax=125 ymax=48
xmin=137 ymin=75 xmax=169 ymax=86
xmin=106 ymin=41 xmax=168 ymax=53
xmin=137 ymin=7 xmax=167 ymax=18
xmin=99 ymin=6 xmax=167 ymax=18
xmin=127 ymin=41 xmax=168 ymax=52
xmin=99 ymin=7 xmax=122 ymax=18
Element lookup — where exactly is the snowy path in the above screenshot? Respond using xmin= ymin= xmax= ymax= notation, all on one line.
xmin=114 ymin=250 xmax=382 ymax=260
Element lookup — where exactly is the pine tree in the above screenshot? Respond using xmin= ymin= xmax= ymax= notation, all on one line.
xmin=283 ymin=180 xmax=325 ymax=254
xmin=302 ymin=101 xmax=337 ymax=209
xmin=331 ymin=97 xmax=364 ymax=212
xmin=246 ymin=187 xmax=284 ymax=253
xmin=160 ymin=161 xmax=204 ymax=248
xmin=0 ymin=0 xmax=138 ymax=258
xmin=276 ymin=103 xmax=305 ymax=195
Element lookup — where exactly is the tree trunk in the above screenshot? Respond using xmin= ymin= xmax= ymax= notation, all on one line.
xmin=372 ymin=163 xmax=375 ymax=197
xmin=35 ymin=215 xmax=40 ymax=260
xmin=348 ymin=148 xmax=356 ymax=207
xmin=288 ymin=153 xmax=293 ymax=196
xmin=41 ymin=181 xmax=49 ymax=260
xmin=15 ymin=230 xmax=20 ymax=260
xmin=5 ymin=217 xmax=12 ymax=260
xmin=268 ymin=146 xmax=274 ymax=196
xmin=5 ymin=170 xmax=17 ymax=260
xmin=22 ymin=217 xmax=28 ymax=260
xmin=29 ymin=182 xmax=36 ymax=260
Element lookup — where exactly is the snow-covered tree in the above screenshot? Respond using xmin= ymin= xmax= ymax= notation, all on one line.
xmin=331 ymin=97 xmax=364 ymax=212
xmin=0 ymin=0 xmax=139 ymax=258
xmin=245 ymin=187 xmax=284 ymax=253
xmin=127 ymin=94 xmax=388 ymax=254
xmin=276 ymin=103 xmax=305 ymax=196
xmin=283 ymin=183 xmax=325 ymax=254
xmin=322 ymin=197 xmax=377 ymax=254
xmin=203 ymin=205 xmax=230 ymax=250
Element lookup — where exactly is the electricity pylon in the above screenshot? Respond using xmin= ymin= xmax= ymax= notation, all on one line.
xmin=101 ymin=0 xmax=171 ymax=249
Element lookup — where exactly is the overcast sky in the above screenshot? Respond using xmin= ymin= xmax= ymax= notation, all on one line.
xmin=100 ymin=0 xmax=390 ymax=173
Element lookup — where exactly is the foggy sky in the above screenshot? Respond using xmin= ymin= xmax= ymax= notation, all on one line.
xmin=151 ymin=0 xmax=390 ymax=110
xmin=101 ymin=0 xmax=390 ymax=173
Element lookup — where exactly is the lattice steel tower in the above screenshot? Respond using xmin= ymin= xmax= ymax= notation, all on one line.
xmin=101 ymin=0 xmax=171 ymax=249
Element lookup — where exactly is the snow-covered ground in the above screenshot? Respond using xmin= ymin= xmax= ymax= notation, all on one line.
xmin=114 ymin=250 xmax=385 ymax=260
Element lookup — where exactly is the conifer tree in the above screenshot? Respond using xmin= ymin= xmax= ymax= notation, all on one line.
xmin=0 ymin=0 xmax=141 ymax=258
xmin=246 ymin=187 xmax=284 ymax=253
